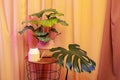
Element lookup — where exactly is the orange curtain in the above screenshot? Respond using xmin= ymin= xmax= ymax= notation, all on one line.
xmin=0 ymin=0 xmax=28 ymax=80
xmin=98 ymin=0 xmax=120 ymax=80
xmin=0 ymin=0 xmax=107 ymax=80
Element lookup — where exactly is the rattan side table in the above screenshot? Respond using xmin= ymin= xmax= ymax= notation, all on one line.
xmin=25 ymin=57 xmax=61 ymax=80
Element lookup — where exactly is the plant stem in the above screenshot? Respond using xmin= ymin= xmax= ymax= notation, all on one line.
xmin=65 ymin=69 xmax=68 ymax=80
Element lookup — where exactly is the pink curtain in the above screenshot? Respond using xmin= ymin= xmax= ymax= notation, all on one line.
xmin=98 ymin=0 xmax=120 ymax=80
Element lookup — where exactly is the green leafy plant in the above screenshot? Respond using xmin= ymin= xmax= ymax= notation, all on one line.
xmin=49 ymin=44 xmax=96 ymax=80
xmin=19 ymin=8 xmax=68 ymax=43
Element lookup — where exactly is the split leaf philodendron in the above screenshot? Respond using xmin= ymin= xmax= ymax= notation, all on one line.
xmin=49 ymin=44 xmax=96 ymax=73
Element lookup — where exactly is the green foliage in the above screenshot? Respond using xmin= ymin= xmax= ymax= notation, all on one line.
xmin=35 ymin=31 xmax=49 ymax=37
xmin=19 ymin=8 xmax=68 ymax=42
xmin=30 ymin=8 xmax=68 ymax=27
xmin=50 ymin=28 xmax=58 ymax=33
xmin=37 ymin=37 xmax=51 ymax=42
xmin=31 ymin=8 xmax=57 ymax=18
xmin=49 ymin=44 xmax=96 ymax=73
xmin=35 ymin=31 xmax=51 ymax=42
xmin=18 ymin=26 xmax=35 ymax=34
xmin=21 ymin=8 xmax=68 ymax=27
xmin=47 ymin=12 xmax=64 ymax=18
xmin=58 ymin=19 xmax=69 ymax=26
xmin=22 ymin=20 xmax=41 ymax=26
xmin=40 ymin=18 xmax=58 ymax=27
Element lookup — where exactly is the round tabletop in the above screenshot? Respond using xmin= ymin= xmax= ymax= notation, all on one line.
xmin=25 ymin=57 xmax=58 ymax=64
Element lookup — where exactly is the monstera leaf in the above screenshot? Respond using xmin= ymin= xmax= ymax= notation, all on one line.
xmin=49 ymin=44 xmax=96 ymax=73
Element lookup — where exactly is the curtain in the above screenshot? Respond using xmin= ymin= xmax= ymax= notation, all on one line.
xmin=0 ymin=0 xmax=106 ymax=80
xmin=0 ymin=0 xmax=28 ymax=80
xmin=98 ymin=0 xmax=120 ymax=80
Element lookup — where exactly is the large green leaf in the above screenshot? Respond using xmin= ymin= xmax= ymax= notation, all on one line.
xmin=34 ymin=26 xmax=42 ymax=32
xmin=58 ymin=53 xmax=67 ymax=66
xmin=73 ymin=56 xmax=80 ymax=73
xmin=40 ymin=18 xmax=58 ymax=27
xmin=47 ymin=12 xmax=64 ymax=19
xmin=49 ymin=44 xmax=96 ymax=73
xmin=30 ymin=9 xmax=68 ymax=27
xmin=37 ymin=37 xmax=51 ymax=42
xmin=50 ymin=28 xmax=58 ymax=33
xmin=66 ymin=53 xmax=73 ymax=70
xmin=35 ymin=31 xmax=49 ymax=37
xmin=22 ymin=8 xmax=68 ymax=28
xmin=58 ymin=19 xmax=69 ymax=26
xmin=19 ymin=26 xmax=34 ymax=34
xmin=22 ymin=20 xmax=41 ymax=26
xmin=31 ymin=8 xmax=57 ymax=18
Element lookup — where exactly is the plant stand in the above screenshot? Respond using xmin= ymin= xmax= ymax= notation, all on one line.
xmin=25 ymin=57 xmax=61 ymax=80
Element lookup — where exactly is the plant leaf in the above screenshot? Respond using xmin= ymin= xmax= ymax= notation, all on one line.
xmin=19 ymin=26 xmax=34 ymax=34
xmin=80 ymin=59 xmax=95 ymax=73
xmin=22 ymin=20 xmax=41 ymax=26
xmin=31 ymin=8 xmax=57 ymax=18
xmin=37 ymin=37 xmax=51 ymax=42
xmin=58 ymin=53 xmax=67 ymax=66
xmin=50 ymin=47 xmax=68 ymax=53
xmin=49 ymin=44 xmax=96 ymax=73
xmin=48 ymin=12 xmax=64 ymax=18
xmin=52 ymin=52 xmax=62 ymax=58
xmin=40 ymin=18 xmax=58 ymax=27
xmin=66 ymin=53 xmax=73 ymax=70
xmin=73 ymin=56 xmax=80 ymax=73
xmin=35 ymin=31 xmax=49 ymax=37
xmin=69 ymin=44 xmax=87 ymax=56
xmin=34 ymin=26 xmax=43 ymax=32
xmin=58 ymin=19 xmax=68 ymax=26
xmin=50 ymin=28 xmax=58 ymax=33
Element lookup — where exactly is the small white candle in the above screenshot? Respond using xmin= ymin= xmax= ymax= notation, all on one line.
xmin=28 ymin=48 xmax=40 ymax=62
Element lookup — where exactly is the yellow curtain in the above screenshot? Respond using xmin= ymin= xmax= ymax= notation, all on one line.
xmin=0 ymin=0 xmax=106 ymax=80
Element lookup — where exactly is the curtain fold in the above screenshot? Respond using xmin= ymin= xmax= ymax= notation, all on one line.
xmin=111 ymin=0 xmax=120 ymax=79
xmin=0 ymin=0 xmax=14 ymax=80
xmin=98 ymin=0 xmax=120 ymax=80
xmin=0 ymin=0 xmax=106 ymax=80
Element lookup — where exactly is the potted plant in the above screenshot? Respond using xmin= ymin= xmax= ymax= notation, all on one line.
xmin=19 ymin=8 xmax=96 ymax=80
xmin=49 ymin=44 xmax=96 ymax=80
xmin=19 ymin=8 xmax=68 ymax=48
